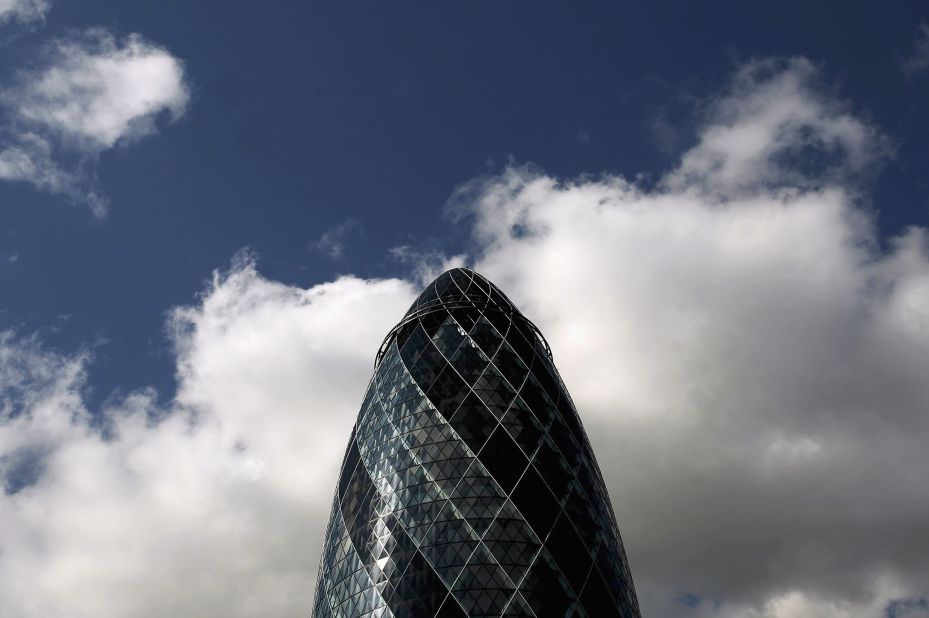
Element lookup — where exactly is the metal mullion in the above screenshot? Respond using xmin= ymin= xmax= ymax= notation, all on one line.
xmin=460 ymin=266 xmax=479 ymax=297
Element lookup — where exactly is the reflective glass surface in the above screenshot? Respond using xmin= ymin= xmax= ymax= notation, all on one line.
xmin=312 ymin=268 xmax=641 ymax=617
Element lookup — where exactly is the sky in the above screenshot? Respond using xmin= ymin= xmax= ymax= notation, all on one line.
xmin=1 ymin=1 xmax=929 ymax=617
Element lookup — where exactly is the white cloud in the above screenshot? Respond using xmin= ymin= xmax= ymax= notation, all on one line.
xmin=0 ymin=29 xmax=189 ymax=215
xmin=312 ymin=218 xmax=362 ymax=260
xmin=459 ymin=60 xmax=929 ymax=617
xmin=0 ymin=0 xmax=49 ymax=24
xmin=663 ymin=58 xmax=890 ymax=198
xmin=0 ymin=264 xmax=416 ymax=618
xmin=2 ymin=58 xmax=928 ymax=618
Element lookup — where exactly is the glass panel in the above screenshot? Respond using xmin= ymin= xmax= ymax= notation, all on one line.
xmin=432 ymin=317 xmax=466 ymax=358
xmin=509 ymin=466 xmax=560 ymax=538
xmin=473 ymin=363 xmax=517 ymax=419
xmin=435 ymin=595 xmax=469 ymax=618
xmin=450 ymin=305 xmax=481 ymax=333
xmin=468 ymin=316 xmax=503 ymax=358
xmin=425 ymin=367 xmax=468 ymax=421
xmin=477 ymin=426 xmax=528 ymax=493
xmin=452 ymin=543 xmax=516 ymax=615
xmin=545 ymin=513 xmax=593 ymax=593
xmin=502 ymin=591 xmax=536 ymax=616
xmin=448 ymin=340 xmax=488 ymax=386
xmin=531 ymin=436 xmax=574 ymax=502
xmin=500 ymin=398 xmax=545 ymax=459
xmin=519 ymin=550 xmax=575 ymax=617
xmin=579 ymin=568 xmax=621 ymax=616
xmin=384 ymin=550 xmax=449 ymax=618
xmin=447 ymin=392 xmax=497 ymax=454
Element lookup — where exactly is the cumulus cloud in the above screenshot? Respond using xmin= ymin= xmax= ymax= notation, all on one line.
xmin=0 ymin=28 xmax=189 ymax=215
xmin=2 ymin=57 xmax=928 ymax=618
xmin=458 ymin=61 xmax=929 ymax=617
xmin=0 ymin=263 xmax=416 ymax=618
xmin=0 ymin=0 xmax=49 ymax=25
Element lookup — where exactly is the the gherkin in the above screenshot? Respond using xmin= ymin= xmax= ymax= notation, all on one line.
xmin=311 ymin=268 xmax=640 ymax=617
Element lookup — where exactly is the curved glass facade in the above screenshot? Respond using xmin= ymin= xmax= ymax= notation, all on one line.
xmin=311 ymin=268 xmax=640 ymax=617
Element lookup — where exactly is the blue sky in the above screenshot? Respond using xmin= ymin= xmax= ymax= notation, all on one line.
xmin=4 ymin=1 xmax=929 ymax=406
xmin=2 ymin=2 xmax=929 ymax=617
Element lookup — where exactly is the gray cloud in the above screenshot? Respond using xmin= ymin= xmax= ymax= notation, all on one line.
xmin=0 ymin=28 xmax=189 ymax=215
xmin=0 ymin=0 xmax=49 ymax=25
xmin=902 ymin=24 xmax=929 ymax=79
xmin=1 ymin=58 xmax=928 ymax=618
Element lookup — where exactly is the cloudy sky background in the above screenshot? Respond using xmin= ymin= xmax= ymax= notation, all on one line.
xmin=2 ymin=2 xmax=929 ymax=617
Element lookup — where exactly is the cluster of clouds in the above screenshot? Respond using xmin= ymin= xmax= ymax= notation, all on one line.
xmin=2 ymin=55 xmax=929 ymax=618
xmin=1 ymin=268 xmax=417 ymax=617
xmin=461 ymin=63 xmax=929 ymax=618
xmin=0 ymin=3 xmax=188 ymax=215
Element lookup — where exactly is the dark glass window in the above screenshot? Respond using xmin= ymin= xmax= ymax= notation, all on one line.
xmin=448 ymin=392 xmax=497 ymax=454
xmin=546 ymin=513 xmax=593 ymax=593
xmin=477 ymin=427 xmax=529 ymax=493
xmin=510 ymin=466 xmax=560 ymax=539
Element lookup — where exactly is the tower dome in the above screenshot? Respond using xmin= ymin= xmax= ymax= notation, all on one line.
xmin=312 ymin=268 xmax=640 ymax=617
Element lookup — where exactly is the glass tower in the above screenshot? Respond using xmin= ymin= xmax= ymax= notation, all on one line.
xmin=311 ymin=268 xmax=640 ymax=617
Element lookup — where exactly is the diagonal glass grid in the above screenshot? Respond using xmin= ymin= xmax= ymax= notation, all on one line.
xmin=312 ymin=268 xmax=641 ymax=618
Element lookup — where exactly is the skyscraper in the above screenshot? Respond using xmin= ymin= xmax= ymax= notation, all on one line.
xmin=311 ymin=268 xmax=640 ymax=617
